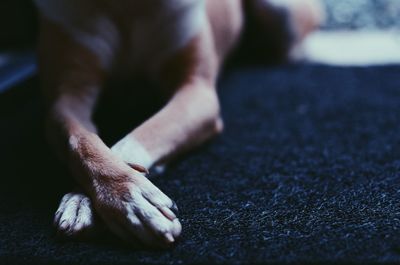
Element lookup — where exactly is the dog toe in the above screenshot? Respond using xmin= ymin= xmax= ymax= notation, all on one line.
xmin=54 ymin=192 xmax=95 ymax=237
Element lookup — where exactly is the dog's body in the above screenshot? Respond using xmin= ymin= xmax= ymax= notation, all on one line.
xmin=34 ymin=0 xmax=322 ymax=248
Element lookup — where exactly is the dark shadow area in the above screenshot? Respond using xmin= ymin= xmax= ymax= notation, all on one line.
xmin=0 ymin=0 xmax=38 ymax=50
xmin=93 ymin=78 xmax=168 ymax=147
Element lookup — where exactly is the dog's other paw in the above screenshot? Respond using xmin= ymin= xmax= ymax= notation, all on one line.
xmin=93 ymin=171 xmax=182 ymax=249
xmin=54 ymin=192 xmax=96 ymax=238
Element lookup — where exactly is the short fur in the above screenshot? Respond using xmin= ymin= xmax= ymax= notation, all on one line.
xmin=34 ymin=0 xmax=323 ymax=248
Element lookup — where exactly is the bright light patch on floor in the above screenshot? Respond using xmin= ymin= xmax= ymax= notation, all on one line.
xmin=302 ymin=30 xmax=400 ymax=66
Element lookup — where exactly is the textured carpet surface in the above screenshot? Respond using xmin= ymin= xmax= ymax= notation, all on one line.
xmin=1 ymin=65 xmax=400 ymax=264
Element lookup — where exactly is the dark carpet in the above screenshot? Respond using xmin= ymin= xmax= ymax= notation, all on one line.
xmin=1 ymin=64 xmax=400 ymax=265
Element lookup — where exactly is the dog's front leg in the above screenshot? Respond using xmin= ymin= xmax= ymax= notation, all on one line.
xmin=54 ymin=41 xmax=223 ymax=248
xmin=112 ymin=21 xmax=224 ymax=172
xmin=37 ymin=17 xmax=105 ymax=239
xmin=39 ymin=18 xmax=181 ymax=248
xmin=111 ymin=81 xmax=223 ymax=171
xmin=111 ymin=30 xmax=224 ymax=222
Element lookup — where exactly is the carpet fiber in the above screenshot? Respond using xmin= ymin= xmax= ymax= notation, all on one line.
xmin=1 ymin=64 xmax=400 ymax=264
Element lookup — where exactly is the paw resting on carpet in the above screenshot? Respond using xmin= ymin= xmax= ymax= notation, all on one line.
xmin=54 ymin=192 xmax=95 ymax=237
xmin=54 ymin=175 xmax=181 ymax=248
xmin=92 ymin=171 xmax=182 ymax=248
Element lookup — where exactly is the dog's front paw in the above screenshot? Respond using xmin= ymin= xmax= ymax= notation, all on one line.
xmin=94 ymin=172 xmax=181 ymax=249
xmin=54 ymin=192 xmax=96 ymax=237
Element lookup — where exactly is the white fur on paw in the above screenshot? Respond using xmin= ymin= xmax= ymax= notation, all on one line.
xmin=54 ymin=192 xmax=95 ymax=236
xmin=98 ymin=178 xmax=181 ymax=248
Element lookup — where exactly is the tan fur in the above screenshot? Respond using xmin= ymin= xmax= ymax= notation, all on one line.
xmin=35 ymin=0 xmax=322 ymax=248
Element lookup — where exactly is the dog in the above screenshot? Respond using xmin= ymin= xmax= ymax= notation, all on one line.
xmin=33 ymin=0 xmax=323 ymax=248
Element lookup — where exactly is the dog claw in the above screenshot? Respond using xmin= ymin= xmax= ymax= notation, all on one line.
xmin=171 ymin=201 xmax=179 ymax=215
xmin=127 ymin=163 xmax=149 ymax=174
xmin=163 ymin=232 xmax=175 ymax=244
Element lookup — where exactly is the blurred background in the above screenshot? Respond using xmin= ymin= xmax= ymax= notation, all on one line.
xmin=303 ymin=0 xmax=400 ymax=66
xmin=323 ymin=0 xmax=400 ymax=30
xmin=1 ymin=0 xmax=399 ymax=46
xmin=0 ymin=0 xmax=399 ymax=91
